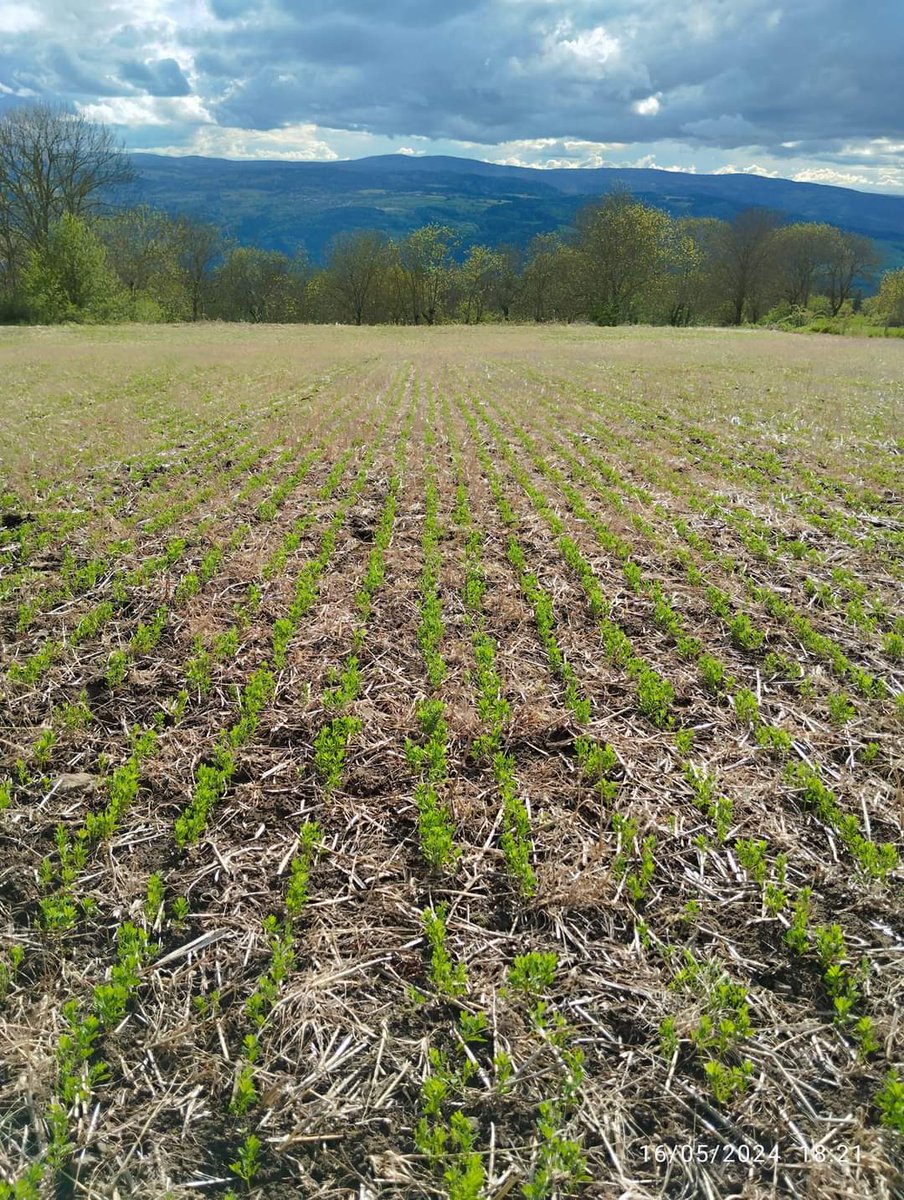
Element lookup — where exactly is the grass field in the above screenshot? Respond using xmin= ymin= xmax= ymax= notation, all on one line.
xmin=0 ymin=324 xmax=902 ymax=1200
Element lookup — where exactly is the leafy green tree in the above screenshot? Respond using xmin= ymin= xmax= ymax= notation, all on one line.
xmin=490 ymin=244 xmax=521 ymax=321
xmin=866 ymin=267 xmax=904 ymax=329
xmin=398 ymin=224 xmax=457 ymax=325
xmin=661 ymin=217 xmax=723 ymax=326
xmin=211 ymin=246 xmax=309 ymax=322
xmin=574 ymin=190 xmax=674 ymax=324
xmin=101 ymin=205 xmax=190 ymax=320
xmin=458 ymin=244 xmax=505 ymax=323
xmin=22 ymin=213 xmax=125 ymax=323
xmin=0 ymin=103 xmax=131 ymax=317
xmin=378 ymin=254 xmax=410 ymax=324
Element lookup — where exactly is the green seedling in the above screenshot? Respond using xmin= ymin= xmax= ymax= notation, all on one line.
xmin=423 ymin=905 xmax=467 ymax=997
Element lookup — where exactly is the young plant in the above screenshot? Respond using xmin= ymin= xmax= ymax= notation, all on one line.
xmin=229 ymin=1133 xmax=262 ymax=1188
xmin=423 ymin=905 xmax=468 ymax=997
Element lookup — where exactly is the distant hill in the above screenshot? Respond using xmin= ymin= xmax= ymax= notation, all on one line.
xmin=121 ymin=153 xmax=904 ymax=268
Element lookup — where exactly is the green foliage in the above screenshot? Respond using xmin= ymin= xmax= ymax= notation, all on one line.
xmin=71 ymin=600 xmax=114 ymax=646
xmin=170 ymin=895 xmax=190 ymax=928
xmin=459 ymin=1011 xmax=488 ymax=1044
xmin=674 ymin=728 xmax=694 ymax=756
xmin=703 ymin=1057 xmax=754 ymax=1105
xmin=471 ymin=630 xmax=510 ymax=756
xmin=31 ymin=727 xmax=55 ymax=769
xmin=0 ymin=1163 xmax=43 ymax=1199
xmin=323 ymin=656 xmax=361 ymax=712
xmin=634 ymin=666 xmax=675 ymax=728
xmin=92 ymin=922 xmax=151 ymax=1025
xmin=732 ymin=687 xmax=760 ymax=727
xmin=174 ymin=749 xmax=235 ymax=848
xmin=508 ymin=951 xmax=557 ymax=997
xmin=9 ymin=638 xmax=60 ymax=686
xmin=228 ymin=665 xmax=275 ymax=747
xmin=522 ymin=1098 xmax=588 ymax=1199
xmin=423 ymin=905 xmax=468 ymax=997
xmin=106 ymin=648 xmax=129 ymax=689
xmin=271 ymin=616 xmax=294 ymax=668
xmin=860 ymin=741 xmax=880 ymax=766
xmin=57 ymin=999 xmax=107 ymax=1105
xmin=285 ymin=821 xmax=322 ymax=919
xmin=575 ymin=736 xmax=619 ymax=804
xmin=785 ymin=887 xmax=812 ymax=954
xmin=314 ymin=715 xmax=362 ymax=794
xmin=0 ymin=944 xmax=24 ymax=1001
xmin=229 ymin=1133 xmax=262 ymax=1187
xmin=185 ymin=638 xmax=212 ymax=695
xmin=883 ymin=631 xmax=904 ymax=661
xmin=494 ymin=751 xmax=536 ymax=896
xmin=784 ymin=762 xmax=897 ymax=879
xmin=230 ymin=1062 xmax=257 ymax=1117
xmin=755 ymin=723 xmax=793 ymax=755
xmin=735 ymin=838 xmax=768 ymax=885
xmin=826 ymin=691 xmax=856 ymax=725
xmin=58 ymin=690 xmax=93 ymax=731
xmin=684 ymin=763 xmax=732 ymax=840
xmin=626 ymin=834 xmax=657 ymax=902
xmin=728 ymin=612 xmax=764 ymax=651
xmin=698 ymin=654 xmax=726 ymax=694
xmin=23 ymin=213 xmax=126 ymax=323
xmin=876 ymin=1069 xmax=904 ymax=1133
xmin=145 ymin=872 xmax=165 ymax=924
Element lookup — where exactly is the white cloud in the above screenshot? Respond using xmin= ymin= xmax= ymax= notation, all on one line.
xmin=792 ymin=167 xmax=873 ymax=187
xmin=76 ymin=94 xmax=213 ymax=127
xmin=0 ymin=79 xmax=38 ymax=95
xmin=633 ymin=94 xmax=661 ymax=116
xmin=544 ymin=19 xmax=620 ymax=74
xmin=396 ymin=146 xmax=425 ymax=156
xmin=713 ymin=163 xmax=779 ymax=178
xmin=0 ymin=3 xmax=42 ymax=34
xmin=144 ymin=120 xmax=339 ymax=160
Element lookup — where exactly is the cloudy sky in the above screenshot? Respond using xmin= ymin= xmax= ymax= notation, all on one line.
xmin=1 ymin=0 xmax=902 ymax=192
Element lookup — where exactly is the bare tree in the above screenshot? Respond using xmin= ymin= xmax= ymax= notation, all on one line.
xmin=773 ymin=222 xmax=835 ymax=308
xmin=822 ymin=229 xmax=880 ymax=316
xmin=715 ymin=208 xmax=783 ymax=325
xmin=519 ymin=233 xmax=565 ymax=322
xmin=0 ymin=103 xmax=133 ymax=257
xmin=325 ymin=230 xmax=390 ymax=326
xmin=177 ymin=217 xmax=222 ymax=321
xmin=101 ymin=205 xmax=180 ymax=298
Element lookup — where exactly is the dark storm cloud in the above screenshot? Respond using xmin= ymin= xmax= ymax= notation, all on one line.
xmin=181 ymin=0 xmax=904 ymax=151
xmin=118 ymin=58 xmax=191 ymax=97
xmin=1 ymin=0 xmax=901 ymax=160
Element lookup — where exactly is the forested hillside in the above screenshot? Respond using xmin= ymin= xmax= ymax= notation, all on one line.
xmin=123 ymin=153 xmax=904 ymax=267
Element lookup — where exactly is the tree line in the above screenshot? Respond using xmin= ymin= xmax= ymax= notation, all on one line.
xmin=3 ymin=103 xmax=903 ymax=330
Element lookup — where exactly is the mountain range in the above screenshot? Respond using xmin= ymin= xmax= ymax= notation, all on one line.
xmin=123 ymin=153 xmax=904 ymax=268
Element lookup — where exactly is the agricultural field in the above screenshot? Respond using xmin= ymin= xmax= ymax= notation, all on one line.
xmin=0 ymin=323 xmax=902 ymax=1200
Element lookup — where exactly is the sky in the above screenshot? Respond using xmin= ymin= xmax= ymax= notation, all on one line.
xmin=1 ymin=0 xmax=903 ymax=193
